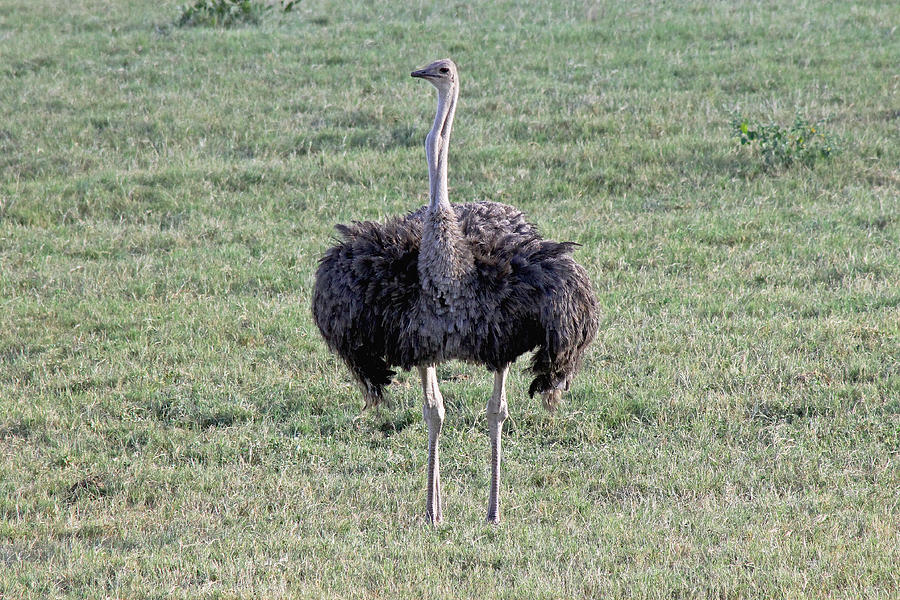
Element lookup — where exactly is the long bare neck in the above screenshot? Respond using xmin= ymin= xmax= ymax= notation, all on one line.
xmin=426 ymin=83 xmax=458 ymax=212
xmin=419 ymin=81 xmax=471 ymax=298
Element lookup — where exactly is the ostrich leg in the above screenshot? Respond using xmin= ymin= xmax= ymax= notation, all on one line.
xmin=419 ymin=365 xmax=445 ymax=524
xmin=486 ymin=365 xmax=510 ymax=524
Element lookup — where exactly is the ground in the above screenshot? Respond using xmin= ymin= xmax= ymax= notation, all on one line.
xmin=1 ymin=0 xmax=898 ymax=598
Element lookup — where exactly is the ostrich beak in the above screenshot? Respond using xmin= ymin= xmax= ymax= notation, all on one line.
xmin=411 ymin=68 xmax=432 ymax=79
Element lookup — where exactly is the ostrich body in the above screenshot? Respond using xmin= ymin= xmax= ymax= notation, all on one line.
xmin=312 ymin=59 xmax=598 ymax=524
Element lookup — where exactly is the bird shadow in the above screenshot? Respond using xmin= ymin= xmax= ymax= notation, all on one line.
xmin=376 ymin=407 xmax=420 ymax=438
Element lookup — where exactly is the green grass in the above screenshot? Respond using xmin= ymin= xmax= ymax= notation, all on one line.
xmin=2 ymin=0 xmax=898 ymax=597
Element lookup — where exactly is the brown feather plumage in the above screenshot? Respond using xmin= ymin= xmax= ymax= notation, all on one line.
xmin=312 ymin=200 xmax=598 ymax=408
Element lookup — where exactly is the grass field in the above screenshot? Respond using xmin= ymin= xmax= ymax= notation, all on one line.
xmin=1 ymin=0 xmax=899 ymax=597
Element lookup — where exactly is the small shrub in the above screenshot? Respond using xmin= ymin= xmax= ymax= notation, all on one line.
xmin=177 ymin=0 xmax=298 ymax=28
xmin=732 ymin=116 xmax=837 ymax=169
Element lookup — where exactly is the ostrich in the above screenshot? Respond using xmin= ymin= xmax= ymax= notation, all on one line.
xmin=312 ymin=58 xmax=598 ymax=524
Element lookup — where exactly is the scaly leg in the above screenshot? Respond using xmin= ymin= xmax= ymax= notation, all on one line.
xmin=486 ymin=365 xmax=510 ymax=524
xmin=419 ymin=365 xmax=445 ymax=524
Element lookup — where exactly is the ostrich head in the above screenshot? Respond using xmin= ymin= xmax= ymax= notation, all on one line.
xmin=411 ymin=59 xmax=460 ymax=210
xmin=410 ymin=58 xmax=458 ymax=92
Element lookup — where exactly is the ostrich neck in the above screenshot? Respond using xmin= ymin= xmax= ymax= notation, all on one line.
xmin=426 ymin=84 xmax=456 ymax=211
xmin=419 ymin=82 xmax=472 ymax=299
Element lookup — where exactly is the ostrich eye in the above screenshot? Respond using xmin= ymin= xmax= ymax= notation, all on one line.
xmin=439 ymin=67 xmax=449 ymax=74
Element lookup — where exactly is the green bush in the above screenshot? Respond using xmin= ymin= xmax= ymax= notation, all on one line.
xmin=177 ymin=0 xmax=298 ymax=28
xmin=733 ymin=116 xmax=837 ymax=169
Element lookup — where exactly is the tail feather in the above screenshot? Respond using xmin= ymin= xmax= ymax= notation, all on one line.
xmin=526 ymin=259 xmax=598 ymax=406
xmin=347 ymin=355 xmax=395 ymax=409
